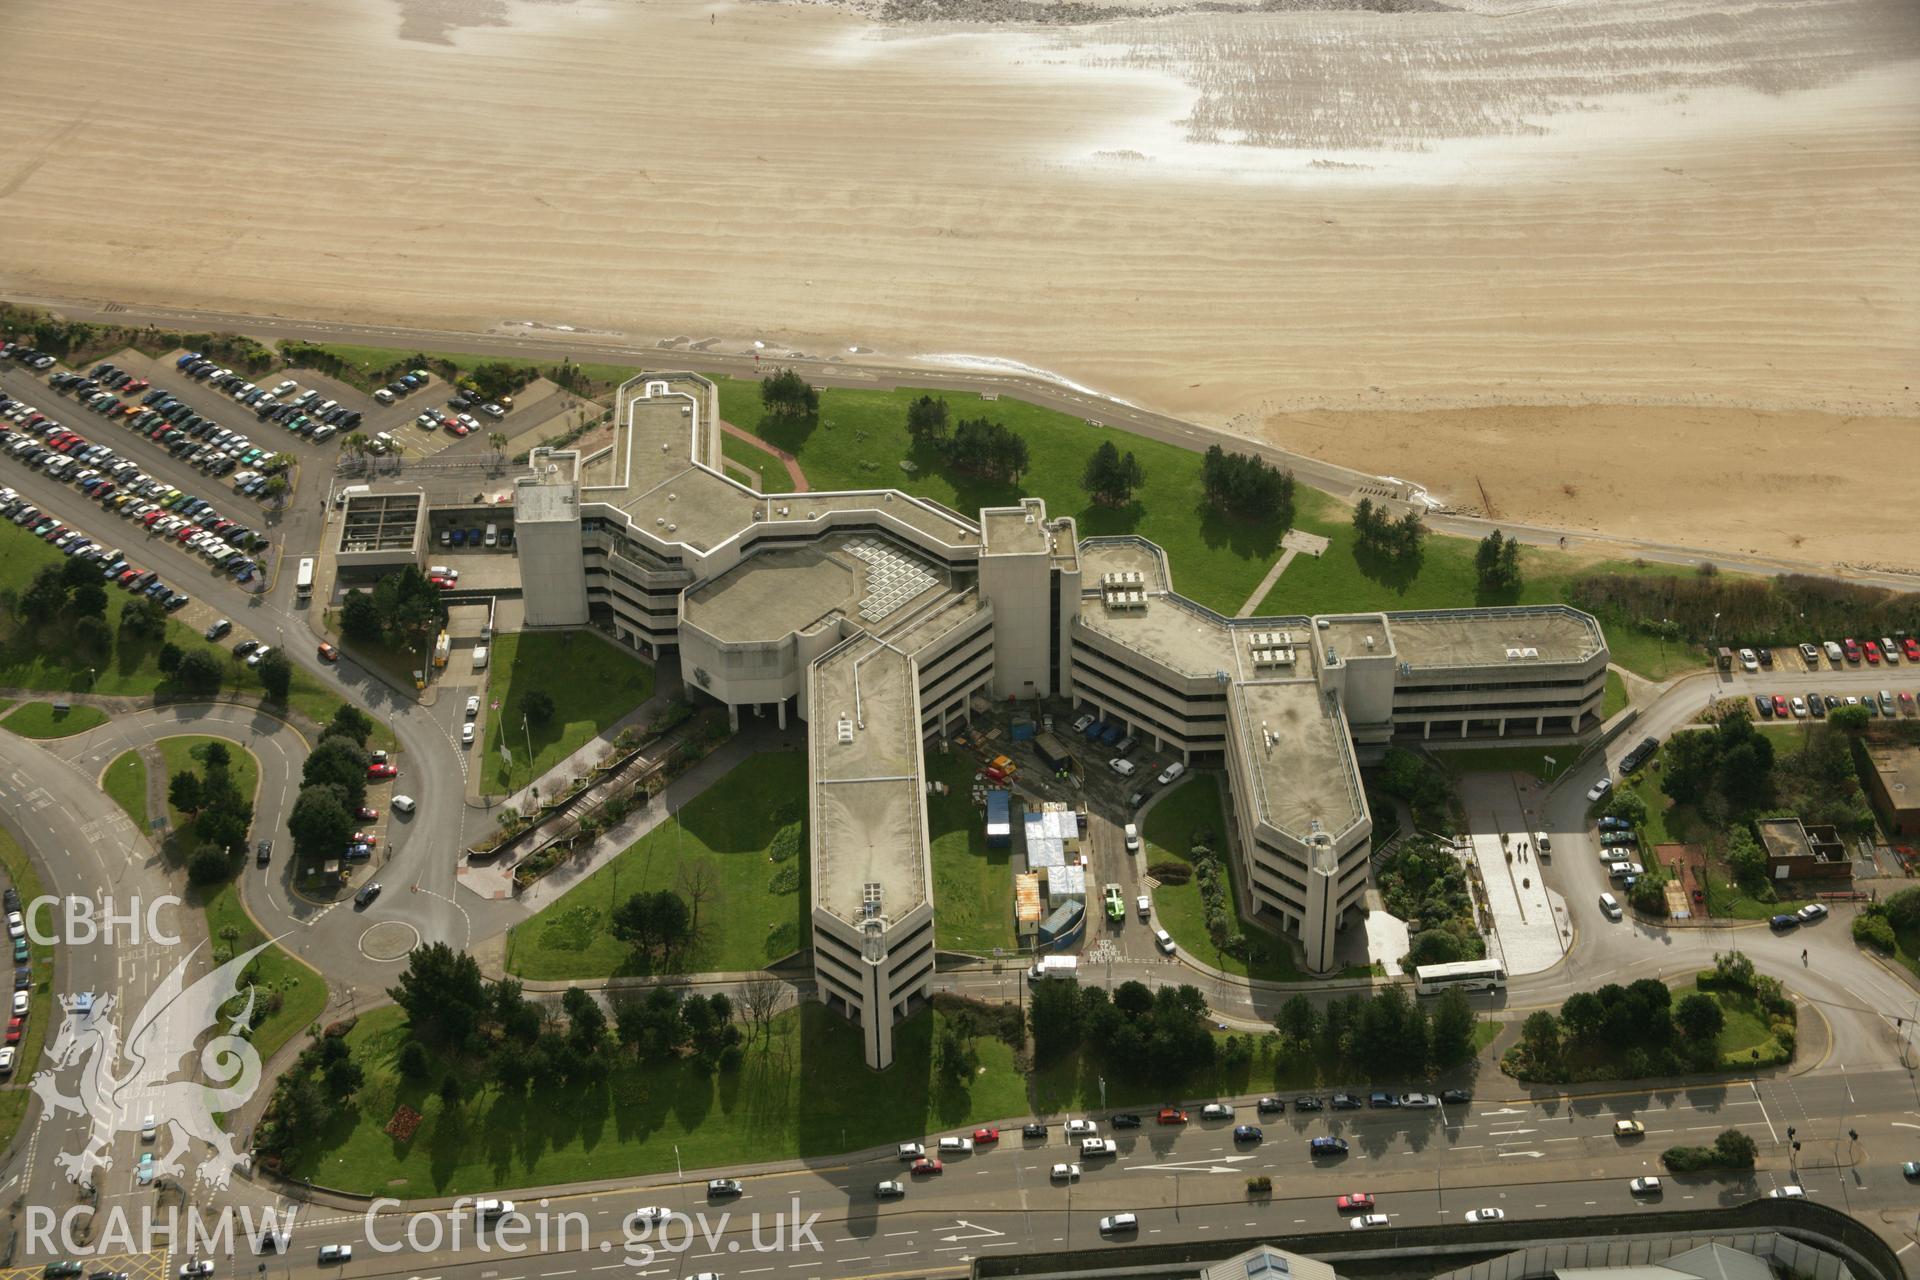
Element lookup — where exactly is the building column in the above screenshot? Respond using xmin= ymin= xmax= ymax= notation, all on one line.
xmin=1498 ymin=716 xmax=1507 ymax=737
xmin=777 ymin=700 xmax=787 ymax=730
xmin=728 ymin=704 xmax=740 ymax=732
xmin=1423 ymin=720 xmax=1432 ymax=740
xmin=1536 ymin=714 xmax=1545 ymax=734
xmin=1460 ymin=720 xmax=1468 ymax=738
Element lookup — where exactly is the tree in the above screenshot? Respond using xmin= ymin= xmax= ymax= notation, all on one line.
xmin=1519 ymin=1009 xmax=1562 ymax=1069
xmin=1828 ymin=704 xmax=1870 ymax=734
xmin=737 ymin=975 xmax=785 ymax=1046
xmin=187 ymin=843 xmax=233 ymax=885
xmin=339 ymin=590 xmax=383 ymax=644
xmin=61 ymin=555 xmax=100 ymax=590
xmin=201 ymin=740 xmax=231 ymax=771
xmin=610 ymin=890 xmax=692 ymax=960
xmin=677 ymin=859 xmax=720 ymax=941
xmin=396 ymin=1040 xmax=431 ymax=1079
xmin=1028 ymin=977 xmax=1085 ymax=1063
xmin=118 ymin=596 xmax=166 ymax=642
xmin=173 ymin=648 xmax=224 ymax=697
xmin=562 ymin=987 xmax=608 ymax=1053
xmin=1724 ymin=827 xmax=1767 ymax=885
xmin=68 ymin=580 xmax=108 ymax=619
xmin=168 ymin=771 xmax=204 ymax=817
xmin=935 ymin=1021 xmax=979 ymax=1084
xmin=1674 ymin=992 xmax=1725 ymax=1045
xmin=1275 ymin=993 xmax=1319 ymax=1049
xmin=157 ymin=642 xmax=184 ymax=675
xmin=256 ymin=649 xmax=293 ymax=703
xmin=303 ymin=737 xmax=369 ymax=810
xmin=1430 ymin=987 xmax=1477 ymax=1066
xmin=1475 ymin=530 xmax=1523 ymax=593
xmin=370 ymin=566 xmax=446 ymax=659
xmin=1712 ymin=1127 xmax=1757 ymax=1169
xmin=948 ymin=417 xmax=1029 ymax=481
xmin=18 ymin=567 xmax=67 ymax=623
xmin=328 ymin=704 xmax=376 ymax=747
xmin=263 ymin=475 xmax=289 ymax=503
xmin=905 ymin=395 xmax=949 ymax=444
xmin=288 ymin=785 xmax=354 ymax=860
xmin=1081 ymin=441 xmax=1145 ymax=507
xmin=1201 ymin=445 xmax=1295 ymax=524
xmin=387 ymin=942 xmax=489 ymax=1048
xmin=523 ymin=689 xmax=556 ymax=725
xmin=759 ymin=367 xmax=818 ymax=420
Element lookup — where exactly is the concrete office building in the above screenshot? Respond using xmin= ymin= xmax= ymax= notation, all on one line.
xmin=501 ymin=372 xmax=1608 ymax=1067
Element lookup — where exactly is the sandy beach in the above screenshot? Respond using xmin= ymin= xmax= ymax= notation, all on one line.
xmin=0 ymin=0 xmax=1915 ymax=567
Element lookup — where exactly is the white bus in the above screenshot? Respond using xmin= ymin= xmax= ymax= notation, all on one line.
xmin=1413 ymin=959 xmax=1506 ymax=996
xmin=295 ymin=557 xmax=315 ymax=601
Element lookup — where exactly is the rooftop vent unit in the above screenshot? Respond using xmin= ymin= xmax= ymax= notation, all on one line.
xmin=667 ymin=492 xmax=677 ymax=501
xmin=837 ymin=715 xmax=854 ymax=744
xmin=1365 ymin=634 xmax=1376 ymax=650
xmin=655 ymin=517 xmax=666 ymax=527
xmin=667 ymin=523 xmax=677 ymax=533
xmin=862 ymin=882 xmax=883 ymax=917
xmin=778 ymin=506 xmax=790 ymax=516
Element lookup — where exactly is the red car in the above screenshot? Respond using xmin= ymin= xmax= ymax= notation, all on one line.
xmin=5 ymin=1018 xmax=22 ymax=1044
xmin=1772 ymin=695 xmax=1789 ymax=718
xmin=911 ymin=1158 xmax=942 ymax=1176
xmin=1157 ymin=1108 xmax=1188 ymax=1125
xmin=428 ymin=575 xmax=454 ymax=588
xmin=317 ymin=643 xmax=340 ymax=663
xmin=1336 ymin=1193 xmax=1375 ymax=1212
xmin=1865 ymin=640 xmax=1882 ymax=665
xmin=447 ymin=422 xmax=472 ymax=437
xmin=368 ymin=763 xmax=397 ymax=779
xmin=972 ymin=1127 xmax=1000 ymax=1144
xmin=122 ymin=379 xmax=148 ymax=394
xmin=355 ymin=806 xmax=379 ymax=822
xmin=350 ymin=832 xmax=379 ymax=846
xmin=1904 ymin=638 xmax=1920 ymax=663
xmin=1842 ymin=637 xmax=1861 ymax=662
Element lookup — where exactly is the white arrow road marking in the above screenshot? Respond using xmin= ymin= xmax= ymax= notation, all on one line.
xmin=939 ymin=1220 xmax=1007 ymax=1243
xmin=1498 ymin=1151 xmax=1544 ymax=1158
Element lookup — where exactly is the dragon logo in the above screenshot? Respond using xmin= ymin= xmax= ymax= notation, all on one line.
xmin=32 ymin=940 xmax=273 ymax=1191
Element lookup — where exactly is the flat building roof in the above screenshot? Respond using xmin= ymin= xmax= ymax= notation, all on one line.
xmin=683 ymin=534 xmax=954 ymax=646
xmin=1231 ymin=678 xmax=1364 ymax=841
xmin=809 ymin=635 xmax=931 ymax=927
xmin=1388 ymin=606 xmax=1603 ymax=669
xmin=1864 ymin=742 xmax=1920 ymax=808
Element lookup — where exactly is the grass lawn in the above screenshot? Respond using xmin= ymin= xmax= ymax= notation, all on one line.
xmin=157 ymin=735 xmax=260 ymax=835
xmin=480 ymin=631 xmax=656 ymax=796
xmin=1603 ymin=669 xmax=1630 ymax=719
xmin=925 ymin=752 xmax=1015 ymax=953
xmin=0 ymin=824 xmax=57 ymax=1147
xmin=293 ymin=999 xmax=1499 ymax=1196
xmin=506 ymin=752 xmax=809 ymax=979
xmin=1 ymin=700 xmax=108 ymax=738
xmin=196 ymin=881 xmax=329 ymax=1063
xmin=306 ymin=344 xmax=1723 ymax=681
xmin=1141 ymin=774 xmax=1340 ymax=981
xmin=718 ymin=432 xmax=770 ymax=491
xmin=103 ymin=749 xmax=149 ymax=829
xmin=1673 ymin=984 xmax=1789 ymax=1068
xmin=1430 ymin=744 xmax=1569 ymax=781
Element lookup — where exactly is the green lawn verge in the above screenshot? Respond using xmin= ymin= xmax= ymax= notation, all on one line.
xmin=293 ymin=999 xmax=1497 ymax=1196
xmin=506 ymin=751 xmax=808 ymax=979
xmin=718 ymin=433 xmax=770 ymax=491
xmin=196 ymin=881 xmax=328 ymax=1062
xmin=1603 ymin=669 xmax=1629 ymax=719
xmin=926 ymin=752 xmax=1015 ymax=953
xmin=157 ymin=735 xmax=260 ymax=835
xmin=1142 ymin=774 xmax=1343 ymax=981
xmin=1673 ymin=984 xmax=1788 ymax=1068
xmin=0 ymin=824 xmax=56 ymax=1146
xmin=480 ymin=631 xmax=655 ymax=796
xmin=103 ymin=750 xmax=149 ymax=830
xmin=0 ymin=701 xmax=108 ymax=739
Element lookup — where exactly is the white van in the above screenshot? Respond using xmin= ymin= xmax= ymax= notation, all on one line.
xmin=1599 ymin=892 xmax=1623 ymax=921
xmin=476 ymin=1199 xmax=515 ymax=1222
xmin=1154 ymin=928 xmax=1176 ymax=955
xmin=1534 ymin=831 xmax=1551 ymax=854
xmin=1123 ymin=822 xmax=1140 ymax=852
xmin=374 ymin=431 xmax=397 ymax=453
xmin=484 ymin=523 xmax=498 ymax=547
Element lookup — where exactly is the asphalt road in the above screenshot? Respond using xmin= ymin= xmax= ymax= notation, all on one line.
xmin=125 ymin=1067 xmax=1920 ymax=1280
xmin=8 ymin=292 xmax=1918 ymax=593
